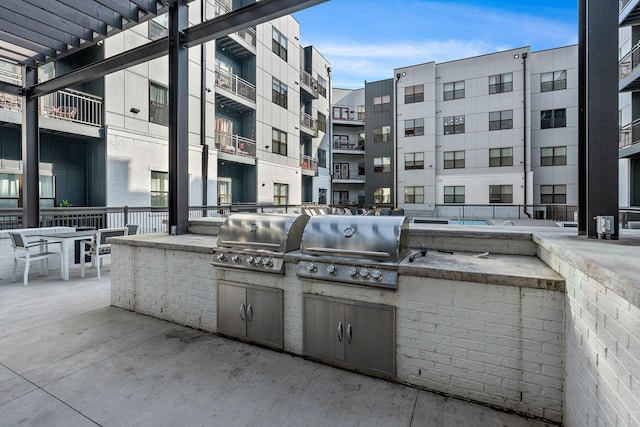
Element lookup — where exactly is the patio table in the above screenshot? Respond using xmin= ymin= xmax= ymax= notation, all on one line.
xmin=37 ymin=230 xmax=96 ymax=280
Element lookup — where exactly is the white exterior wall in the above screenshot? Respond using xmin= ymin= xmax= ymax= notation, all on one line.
xmin=529 ymin=46 xmax=579 ymax=205
xmin=619 ymin=27 xmax=632 ymax=207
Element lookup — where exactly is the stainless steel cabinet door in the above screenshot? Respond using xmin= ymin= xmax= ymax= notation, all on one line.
xmin=217 ymin=282 xmax=247 ymax=338
xmin=344 ymin=303 xmax=395 ymax=377
xmin=303 ymin=295 xmax=345 ymax=362
xmin=246 ymin=287 xmax=283 ymax=349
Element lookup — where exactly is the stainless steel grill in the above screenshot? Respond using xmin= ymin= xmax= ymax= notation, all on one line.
xmin=212 ymin=213 xmax=310 ymax=274
xmin=296 ymin=216 xmax=410 ymax=289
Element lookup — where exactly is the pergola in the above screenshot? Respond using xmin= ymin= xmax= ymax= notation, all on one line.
xmin=0 ymin=0 xmax=326 ymax=234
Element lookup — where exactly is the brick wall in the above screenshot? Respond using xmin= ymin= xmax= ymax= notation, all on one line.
xmin=538 ymin=242 xmax=640 ymax=427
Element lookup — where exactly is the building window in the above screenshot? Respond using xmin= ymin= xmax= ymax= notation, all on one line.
xmin=444 ymin=151 xmax=465 ymax=169
xmin=489 ymin=185 xmax=513 ymax=204
xmin=333 ymin=107 xmax=350 ymax=120
xmin=0 ymin=173 xmax=20 ymax=208
xmin=405 ymin=186 xmax=424 ymax=204
xmin=149 ymin=82 xmax=169 ymax=126
xmin=541 ymin=185 xmax=567 ymax=204
xmin=405 ymin=84 xmax=424 ymax=104
xmin=541 ymin=109 xmax=566 ymax=129
xmin=541 ymin=146 xmax=567 ymax=166
xmin=373 ymin=157 xmax=391 ymax=173
xmin=39 ymin=176 xmax=55 ymax=207
xmin=444 ymin=80 xmax=465 ymax=100
xmin=148 ymin=14 xmax=168 ymax=40
xmin=317 ymin=76 xmax=327 ymax=98
xmin=317 ymin=149 xmax=327 ymax=168
xmin=444 ymin=186 xmax=465 ymax=204
xmin=405 ymin=118 xmax=424 ymax=137
xmin=273 ymin=183 xmax=288 ymax=205
xmin=373 ymin=95 xmax=391 ymax=112
xmin=373 ymin=187 xmax=391 ymax=204
xmin=334 ymin=163 xmax=350 ymax=179
xmin=489 ymin=72 xmax=513 ymax=94
xmin=272 ymin=77 xmax=288 ymax=109
xmin=318 ymin=188 xmax=327 ymax=204
xmin=489 ymin=110 xmax=513 ymax=130
xmin=151 ymin=171 xmax=169 ymax=207
xmin=317 ymin=113 xmax=327 ymax=133
xmin=272 ymin=27 xmax=288 ymax=61
xmin=444 ymin=116 xmax=465 ymax=135
xmin=373 ymin=125 xmax=391 ymax=143
xmin=272 ymin=128 xmax=287 ymax=156
xmin=541 ymin=70 xmax=567 ymax=92
xmin=405 ymin=152 xmax=424 ymax=170
xmin=489 ymin=147 xmax=513 ymax=167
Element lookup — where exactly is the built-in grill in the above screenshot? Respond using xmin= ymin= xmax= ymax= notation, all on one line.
xmin=296 ymin=216 xmax=410 ymax=289
xmin=212 ymin=213 xmax=310 ymax=274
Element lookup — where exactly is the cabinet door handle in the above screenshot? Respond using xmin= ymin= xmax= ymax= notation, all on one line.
xmin=347 ymin=324 xmax=352 ymax=344
xmin=337 ymin=321 xmax=343 ymax=342
xmin=239 ymin=303 xmax=246 ymax=320
xmin=246 ymin=304 xmax=253 ymax=321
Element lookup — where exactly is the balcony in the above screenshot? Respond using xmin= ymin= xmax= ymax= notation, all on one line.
xmin=212 ymin=0 xmax=256 ymax=56
xmin=333 ymin=136 xmax=364 ymax=152
xmin=300 ymin=113 xmax=318 ymax=137
xmin=333 ymin=106 xmax=365 ymax=125
xmin=300 ymin=155 xmax=318 ymax=175
xmin=619 ymin=119 xmax=640 ymax=157
xmin=215 ymin=67 xmax=256 ymax=110
xmin=620 ymin=0 xmax=640 ymax=27
xmin=300 ymin=70 xmax=319 ymax=99
xmin=332 ymin=173 xmax=366 ymax=184
xmin=215 ymin=131 xmax=256 ymax=160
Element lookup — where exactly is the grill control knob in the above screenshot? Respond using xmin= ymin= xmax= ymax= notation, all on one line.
xmin=306 ymin=262 xmax=317 ymax=273
xmin=371 ymin=270 xmax=383 ymax=281
xmin=359 ymin=268 xmax=371 ymax=279
xmin=256 ymin=257 xmax=265 ymax=266
xmin=247 ymin=256 xmax=255 ymax=265
xmin=265 ymin=258 xmax=274 ymax=267
xmin=348 ymin=267 xmax=359 ymax=277
xmin=327 ymin=265 xmax=338 ymax=275
xmin=217 ymin=253 xmax=228 ymax=262
xmin=232 ymin=255 xmax=242 ymax=264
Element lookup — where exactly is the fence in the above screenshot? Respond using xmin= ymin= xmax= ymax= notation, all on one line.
xmin=434 ymin=204 xmax=578 ymax=221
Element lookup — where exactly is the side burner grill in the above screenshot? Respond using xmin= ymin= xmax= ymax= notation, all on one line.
xmin=296 ymin=216 xmax=409 ymax=289
xmin=212 ymin=213 xmax=309 ymax=274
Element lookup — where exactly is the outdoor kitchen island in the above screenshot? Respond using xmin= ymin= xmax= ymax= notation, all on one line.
xmin=110 ymin=218 xmax=568 ymax=423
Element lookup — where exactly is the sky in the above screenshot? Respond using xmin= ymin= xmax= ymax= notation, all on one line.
xmin=293 ymin=0 xmax=578 ymax=89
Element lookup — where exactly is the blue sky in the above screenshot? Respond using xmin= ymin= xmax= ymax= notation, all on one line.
xmin=293 ymin=0 xmax=578 ymax=89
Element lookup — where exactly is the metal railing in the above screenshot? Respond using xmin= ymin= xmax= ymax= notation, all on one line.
xmin=40 ymin=88 xmax=103 ymax=127
xmin=300 ymin=155 xmax=318 ymax=172
xmin=300 ymin=70 xmax=318 ymax=97
xmin=211 ymin=0 xmax=256 ymax=46
xmin=619 ymin=119 xmax=640 ymax=149
xmin=333 ymin=138 xmax=365 ymax=151
xmin=300 ymin=112 xmax=318 ymax=134
xmin=214 ymin=131 xmax=256 ymax=157
xmin=620 ymin=0 xmax=633 ymax=11
xmin=214 ymin=67 xmax=256 ymax=102
xmin=434 ymin=204 xmax=578 ymax=221
xmin=332 ymin=173 xmax=366 ymax=181
xmin=619 ymin=41 xmax=640 ymax=81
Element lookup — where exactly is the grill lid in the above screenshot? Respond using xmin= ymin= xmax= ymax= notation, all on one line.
xmin=216 ymin=213 xmax=310 ymax=254
xmin=300 ymin=215 xmax=410 ymax=264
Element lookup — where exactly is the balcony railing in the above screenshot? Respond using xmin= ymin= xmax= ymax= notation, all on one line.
xmin=215 ymin=67 xmax=256 ymax=102
xmin=300 ymin=70 xmax=318 ymax=97
xmin=619 ymin=41 xmax=640 ymax=81
xmin=620 ymin=0 xmax=633 ymax=10
xmin=214 ymin=131 xmax=256 ymax=157
xmin=40 ymin=89 xmax=103 ymax=127
xmin=333 ymin=138 xmax=364 ymax=151
xmin=332 ymin=173 xmax=365 ymax=181
xmin=300 ymin=155 xmax=318 ymax=172
xmin=300 ymin=112 xmax=318 ymax=132
xmin=619 ymin=118 xmax=640 ymax=149
xmin=211 ymin=0 xmax=256 ymax=47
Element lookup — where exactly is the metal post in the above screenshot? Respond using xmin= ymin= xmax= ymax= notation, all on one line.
xmin=578 ymin=0 xmax=619 ymax=238
xmin=168 ymin=0 xmax=189 ymax=235
xmin=21 ymin=66 xmax=39 ymax=228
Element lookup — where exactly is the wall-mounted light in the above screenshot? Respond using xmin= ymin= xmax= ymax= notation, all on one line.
xmin=265 ymin=145 xmax=270 ymax=149
xmin=205 ymin=88 xmax=212 ymax=93
xmin=130 ymin=107 xmax=140 ymax=114
xmin=514 ymin=54 xmax=520 ymax=59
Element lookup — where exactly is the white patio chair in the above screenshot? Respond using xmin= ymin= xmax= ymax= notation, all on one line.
xmin=9 ymin=232 xmax=62 ymax=285
xmin=80 ymin=227 xmax=128 ymax=280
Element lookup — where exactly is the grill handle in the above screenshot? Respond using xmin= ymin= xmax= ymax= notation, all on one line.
xmin=239 ymin=303 xmax=246 ymax=320
xmin=347 ymin=324 xmax=352 ymax=344
xmin=303 ymin=247 xmax=392 ymax=259
xmin=337 ymin=321 xmax=343 ymax=342
xmin=219 ymin=241 xmax=281 ymax=249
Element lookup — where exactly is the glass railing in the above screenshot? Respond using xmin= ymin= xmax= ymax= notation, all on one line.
xmin=214 ymin=131 xmax=256 ymax=157
xmin=214 ymin=66 xmax=256 ymax=102
xmin=333 ymin=138 xmax=364 ymax=151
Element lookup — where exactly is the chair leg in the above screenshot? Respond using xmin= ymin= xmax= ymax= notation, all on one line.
xmin=23 ymin=257 xmax=30 ymax=286
xmin=80 ymin=247 xmax=86 ymax=278
xmin=12 ymin=258 xmax=17 ymax=283
xmin=96 ymin=255 xmax=101 ymax=280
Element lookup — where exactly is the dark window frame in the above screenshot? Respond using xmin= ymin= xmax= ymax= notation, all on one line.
xmin=444 ymin=115 xmax=465 ymax=135
xmin=405 ymin=118 xmax=424 ymax=137
xmin=489 ymin=147 xmax=514 ymax=167
xmin=272 ymin=128 xmax=288 ymax=156
xmin=444 ymin=80 xmax=465 ymax=101
xmin=489 ymin=72 xmax=513 ymax=94
xmin=541 ymin=109 xmax=567 ymax=129
xmin=404 ymin=152 xmax=424 ymax=170
xmin=149 ymin=82 xmax=169 ymax=126
xmin=404 ymin=186 xmax=424 ymax=204
xmin=272 ymin=27 xmax=288 ymax=61
xmin=405 ymin=84 xmax=424 ymax=104
xmin=489 ymin=185 xmax=513 ymax=204
xmin=271 ymin=77 xmax=288 ymax=109
xmin=541 ymin=70 xmax=567 ymax=92
xmin=540 ymin=146 xmax=567 ymax=166
xmin=489 ymin=110 xmax=513 ymax=130
xmin=540 ymin=184 xmax=567 ymax=204
xmin=444 ymin=186 xmax=465 ymax=204
xmin=444 ymin=150 xmax=465 ymax=169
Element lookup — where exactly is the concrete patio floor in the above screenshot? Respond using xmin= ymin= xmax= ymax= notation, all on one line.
xmin=0 ymin=267 xmax=556 ymax=426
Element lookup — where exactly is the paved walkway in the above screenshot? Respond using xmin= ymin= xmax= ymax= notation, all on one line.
xmin=0 ymin=268 xmax=555 ymax=426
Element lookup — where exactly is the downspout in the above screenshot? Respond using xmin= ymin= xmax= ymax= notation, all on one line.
xmin=394 ymin=73 xmax=401 ymax=209
xmin=200 ymin=1 xmax=209 ymax=209
xmin=522 ymin=52 xmax=531 ymax=218
xmin=327 ymin=66 xmax=332 ymax=206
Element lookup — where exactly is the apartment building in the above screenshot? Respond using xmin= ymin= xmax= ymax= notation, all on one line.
xmin=332 ymin=45 xmax=578 ymax=217
xmin=619 ymin=1 xmax=640 ymax=207
xmin=0 ymin=0 xmax=330 ymax=210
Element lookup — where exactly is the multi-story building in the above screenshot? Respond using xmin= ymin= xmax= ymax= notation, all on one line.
xmin=0 ymin=1 xmax=330 ymax=210
xmin=332 ymin=45 xmax=578 ymax=217
xmin=619 ymin=1 xmax=640 ymax=207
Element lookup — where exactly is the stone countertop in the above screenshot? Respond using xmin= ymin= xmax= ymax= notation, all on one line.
xmin=109 ymin=233 xmax=217 ymax=254
xmin=398 ymin=249 xmax=565 ymax=291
